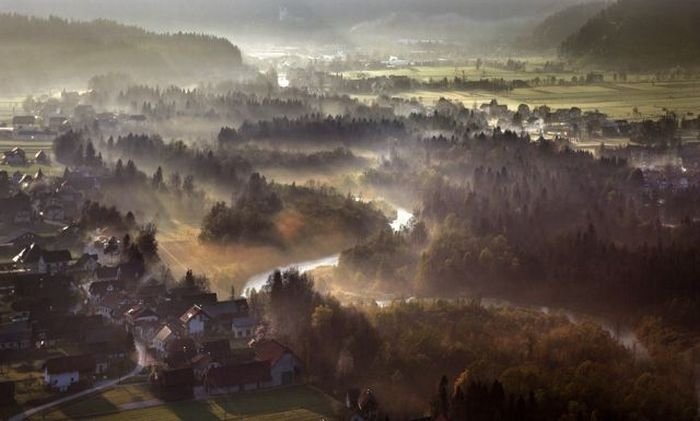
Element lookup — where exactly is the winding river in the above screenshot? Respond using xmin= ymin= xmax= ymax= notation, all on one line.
xmin=242 ymin=205 xmax=414 ymax=295
xmin=242 ymin=205 xmax=649 ymax=360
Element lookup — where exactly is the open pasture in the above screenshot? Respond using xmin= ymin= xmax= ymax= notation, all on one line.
xmin=374 ymin=79 xmax=700 ymax=120
xmin=33 ymin=385 xmax=342 ymax=421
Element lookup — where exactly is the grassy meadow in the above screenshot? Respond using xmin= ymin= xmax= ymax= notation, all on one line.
xmin=346 ymin=64 xmax=700 ymax=119
xmin=32 ymin=385 xmax=343 ymax=421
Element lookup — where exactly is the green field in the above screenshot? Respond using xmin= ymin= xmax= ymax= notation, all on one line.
xmin=342 ymin=64 xmax=582 ymax=83
xmin=345 ymin=63 xmax=700 ymax=119
xmin=33 ymin=385 xmax=344 ymax=421
xmin=352 ymin=79 xmax=700 ymax=120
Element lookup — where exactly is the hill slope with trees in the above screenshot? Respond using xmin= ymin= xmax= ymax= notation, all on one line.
xmin=529 ymin=1 xmax=607 ymax=50
xmin=560 ymin=0 xmax=700 ymax=69
xmin=0 ymin=14 xmax=244 ymax=92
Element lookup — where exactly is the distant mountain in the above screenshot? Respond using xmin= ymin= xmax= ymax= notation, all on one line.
xmin=530 ymin=1 xmax=607 ymax=50
xmin=0 ymin=14 xmax=244 ymax=93
xmin=561 ymin=0 xmax=700 ymax=69
xmin=0 ymin=0 xmax=583 ymax=46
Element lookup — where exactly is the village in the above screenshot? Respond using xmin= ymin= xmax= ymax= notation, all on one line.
xmin=0 ymin=226 xmax=305 ymax=409
xmin=0 ymin=139 xmax=311 ymax=418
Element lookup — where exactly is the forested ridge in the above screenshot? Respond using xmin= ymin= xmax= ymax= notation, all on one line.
xmin=560 ymin=0 xmax=700 ymax=68
xmin=0 ymin=14 xmax=243 ymax=91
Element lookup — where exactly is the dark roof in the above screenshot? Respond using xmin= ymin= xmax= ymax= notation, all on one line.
xmin=95 ymin=266 xmax=120 ymax=279
xmin=0 ymin=230 xmax=39 ymax=246
xmin=158 ymin=367 xmax=194 ymax=388
xmin=83 ymin=328 xmax=117 ymax=345
xmin=89 ymin=279 xmax=126 ymax=296
xmin=169 ymin=286 xmax=217 ymax=300
xmin=202 ymin=299 xmax=249 ymax=319
xmin=0 ymin=321 xmax=32 ymax=344
xmin=117 ymin=262 xmax=144 ymax=282
xmin=42 ymin=249 xmax=72 ymax=263
xmin=12 ymin=244 xmax=71 ymax=264
xmin=12 ymin=116 xmax=37 ymax=125
xmin=206 ymin=361 xmax=271 ymax=387
xmin=201 ymin=339 xmax=231 ymax=361
xmin=45 ymin=355 xmax=95 ymax=375
xmin=36 ymin=315 xmax=104 ymax=340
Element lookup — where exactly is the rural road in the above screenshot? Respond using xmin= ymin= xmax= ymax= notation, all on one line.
xmin=10 ymin=343 xmax=148 ymax=421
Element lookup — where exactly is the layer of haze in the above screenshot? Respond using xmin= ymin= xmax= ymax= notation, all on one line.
xmin=0 ymin=0 xmax=583 ymax=49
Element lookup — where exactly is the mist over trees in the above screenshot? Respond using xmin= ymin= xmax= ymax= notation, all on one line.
xmin=0 ymin=13 xmax=244 ymax=93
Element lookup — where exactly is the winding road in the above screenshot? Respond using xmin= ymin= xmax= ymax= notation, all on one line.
xmin=10 ymin=343 xmax=149 ymax=421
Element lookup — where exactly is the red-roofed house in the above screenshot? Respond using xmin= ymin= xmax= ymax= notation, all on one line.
xmin=253 ymin=339 xmax=302 ymax=386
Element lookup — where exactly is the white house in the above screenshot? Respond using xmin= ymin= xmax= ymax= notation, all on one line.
xmin=232 ymin=317 xmax=257 ymax=339
xmin=179 ymin=305 xmax=210 ymax=337
xmin=44 ymin=355 xmax=96 ymax=392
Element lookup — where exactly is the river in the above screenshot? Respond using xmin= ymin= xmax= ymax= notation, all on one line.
xmin=242 ymin=205 xmax=414 ymax=295
xmin=242 ymin=205 xmax=649 ymax=360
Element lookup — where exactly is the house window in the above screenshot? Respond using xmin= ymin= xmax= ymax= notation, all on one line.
xmin=246 ymin=329 xmax=251 ymax=336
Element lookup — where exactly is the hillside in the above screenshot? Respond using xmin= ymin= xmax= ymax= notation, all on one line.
xmin=0 ymin=0 xmax=583 ymax=47
xmin=530 ymin=1 xmax=607 ymax=50
xmin=560 ymin=0 xmax=700 ymax=69
xmin=0 ymin=14 xmax=244 ymax=93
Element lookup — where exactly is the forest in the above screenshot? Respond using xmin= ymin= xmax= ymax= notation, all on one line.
xmin=560 ymin=0 xmax=700 ymax=68
xmin=200 ymin=173 xmax=387 ymax=247
xmin=0 ymin=14 xmax=244 ymax=92
xmin=250 ymin=269 xmax=696 ymax=420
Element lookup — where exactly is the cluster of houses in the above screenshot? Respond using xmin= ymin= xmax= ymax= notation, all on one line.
xmin=474 ymin=99 xmax=619 ymax=141
xmin=0 ymin=104 xmax=147 ymax=141
xmin=0 ymin=166 xmax=303 ymax=400
xmin=1 ymin=147 xmax=50 ymax=167
xmin=0 ymin=167 xmax=101 ymax=231
xmin=1 ymin=233 xmax=303 ymax=399
xmin=84 ymin=265 xmax=302 ymax=399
